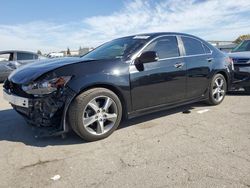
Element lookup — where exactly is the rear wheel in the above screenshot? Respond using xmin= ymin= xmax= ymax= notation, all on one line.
xmin=68 ymin=88 xmax=122 ymax=141
xmin=206 ymin=74 xmax=227 ymax=105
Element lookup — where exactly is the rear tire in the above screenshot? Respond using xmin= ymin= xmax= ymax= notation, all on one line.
xmin=68 ymin=88 xmax=122 ymax=141
xmin=206 ymin=74 xmax=227 ymax=105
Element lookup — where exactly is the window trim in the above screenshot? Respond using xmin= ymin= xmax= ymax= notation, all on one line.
xmin=131 ymin=34 xmax=213 ymax=64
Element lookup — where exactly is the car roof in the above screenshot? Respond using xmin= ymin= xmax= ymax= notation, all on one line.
xmin=118 ymin=32 xmax=208 ymax=43
xmin=0 ymin=50 xmax=38 ymax=55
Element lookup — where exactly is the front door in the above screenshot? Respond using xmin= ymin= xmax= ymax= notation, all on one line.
xmin=130 ymin=36 xmax=187 ymax=111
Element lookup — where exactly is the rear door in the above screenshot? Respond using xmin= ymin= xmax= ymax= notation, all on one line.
xmin=130 ymin=35 xmax=187 ymax=110
xmin=181 ymin=36 xmax=213 ymax=99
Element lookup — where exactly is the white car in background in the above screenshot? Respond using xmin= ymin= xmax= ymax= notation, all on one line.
xmin=0 ymin=50 xmax=46 ymax=82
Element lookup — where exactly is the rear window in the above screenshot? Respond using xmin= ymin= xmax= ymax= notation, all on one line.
xmin=182 ymin=37 xmax=205 ymax=56
xmin=17 ymin=52 xmax=34 ymax=60
xmin=203 ymin=44 xmax=211 ymax=54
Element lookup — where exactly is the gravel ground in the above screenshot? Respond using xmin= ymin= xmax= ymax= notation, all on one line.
xmin=0 ymin=84 xmax=249 ymax=188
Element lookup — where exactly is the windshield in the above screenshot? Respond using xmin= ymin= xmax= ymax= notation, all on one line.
xmin=232 ymin=40 xmax=250 ymax=52
xmin=81 ymin=36 xmax=149 ymax=60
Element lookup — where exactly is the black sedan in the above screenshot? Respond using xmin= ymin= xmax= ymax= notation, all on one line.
xmin=3 ymin=32 xmax=233 ymax=141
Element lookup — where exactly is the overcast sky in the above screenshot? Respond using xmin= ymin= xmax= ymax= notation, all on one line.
xmin=0 ymin=0 xmax=250 ymax=53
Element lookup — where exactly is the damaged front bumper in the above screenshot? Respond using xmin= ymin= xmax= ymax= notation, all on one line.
xmin=3 ymin=80 xmax=77 ymax=137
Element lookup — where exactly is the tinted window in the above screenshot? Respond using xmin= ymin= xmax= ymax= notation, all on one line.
xmin=82 ymin=36 xmax=148 ymax=60
xmin=203 ymin=44 xmax=211 ymax=54
xmin=143 ymin=36 xmax=180 ymax=59
xmin=182 ymin=37 xmax=205 ymax=56
xmin=17 ymin=53 xmax=34 ymax=60
xmin=232 ymin=40 xmax=250 ymax=52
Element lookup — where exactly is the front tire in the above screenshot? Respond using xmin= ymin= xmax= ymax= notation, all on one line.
xmin=206 ymin=74 xmax=227 ymax=105
xmin=68 ymin=88 xmax=122 ymax=141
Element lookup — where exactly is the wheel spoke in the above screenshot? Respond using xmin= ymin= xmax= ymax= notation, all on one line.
xmin=97 ymin=120 xmax=104 ymax=134
xmin=216 ymin=92 xmax=220 ymax=100
xmin=215 ymin=79 xmax=219 ymax=87
xmin=88 ymin=99 xmax=99 ymax=112
xmin=105 ymin=113 xmax=117 ymax=122
xmin=83 ymin=115 xmax=97 ymax=127
xmin=218 ymin=79 xmax=224 ymax=88
xmin=212 ymin=89 xmax=218 ymax=96
xmin=103 ymin=97 xmax=113 ymax=111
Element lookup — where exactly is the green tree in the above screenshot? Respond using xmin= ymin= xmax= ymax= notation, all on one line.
xmin=37 ymin=50 xmax=42 ymax=55
xmin=234 ymin=34 xmax=250 ymax=44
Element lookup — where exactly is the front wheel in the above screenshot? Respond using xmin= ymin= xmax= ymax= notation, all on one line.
xmin=206 ymin=74 xmax=227 ymax=105
xmin=68 ymin=88 xmax=122 ymax=141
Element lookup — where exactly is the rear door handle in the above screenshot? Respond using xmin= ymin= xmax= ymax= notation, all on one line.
xmin=207 ymin=58 xmax=214 ymax=62
xmin=174 ymin=62 xmax=185 ymax=69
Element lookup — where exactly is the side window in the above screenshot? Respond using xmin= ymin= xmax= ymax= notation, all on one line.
xmin=0 ymin=53 xmax=11 ymax=61
xmin=34 ymin=55 xmax=38 ymax=59
xmin=17 ymin=52 xmax=34 ymax=60
xmin=203 ymin=44 xmax=211 ymax=54
xmin=182 ymin=37 xmax=205 ymax=56
xmin=143 ymin=36 xmax=180 ymax=59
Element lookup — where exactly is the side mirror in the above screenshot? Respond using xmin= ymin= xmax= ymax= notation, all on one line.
xmin=135 ymin=51 xmax=159 ymax=64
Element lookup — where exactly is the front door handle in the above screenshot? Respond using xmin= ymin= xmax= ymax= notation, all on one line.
xmin=174 ymin=62 xmax=185 ymax=69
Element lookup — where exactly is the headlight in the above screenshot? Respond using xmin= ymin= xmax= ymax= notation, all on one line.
xmin=22 ymin=76 xmax=71 ymax=95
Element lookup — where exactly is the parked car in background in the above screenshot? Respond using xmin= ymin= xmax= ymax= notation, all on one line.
xmin=228 ymin=40 xmax=250 ymax=92
xmin=3 ymin=32 xmax=233 ymax=141
xmin=0 ymin=50 xmax=46 ymax=82
xmin=47 ymin=52 xmax=64 ymax=58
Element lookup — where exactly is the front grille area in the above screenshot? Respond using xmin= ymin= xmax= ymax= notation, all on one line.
xmin=4 ymin=79 xmax=76 ymax=128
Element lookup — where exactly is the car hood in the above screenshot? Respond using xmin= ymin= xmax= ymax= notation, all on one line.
xmin=228 ymin=51 xmax=250 ymax=58
xmin=8 ymin=57 xmax=91 ymax=84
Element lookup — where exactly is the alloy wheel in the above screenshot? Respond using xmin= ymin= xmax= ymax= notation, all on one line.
xmin=82 ymin=96 xmax=118 ymax=135
xmin=212 ymin=77 xmax=225 ymax=103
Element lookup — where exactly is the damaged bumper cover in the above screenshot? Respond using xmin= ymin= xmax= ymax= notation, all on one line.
xmin=3 ymin=79 xmax=77 ymax=135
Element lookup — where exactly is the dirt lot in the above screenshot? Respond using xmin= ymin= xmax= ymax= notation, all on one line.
xmin=0 ymin=83 xmax=250 ymax=188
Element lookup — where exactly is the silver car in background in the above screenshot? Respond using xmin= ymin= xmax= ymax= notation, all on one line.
xmin=0 ymin=50 xmax=46 ymax=82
